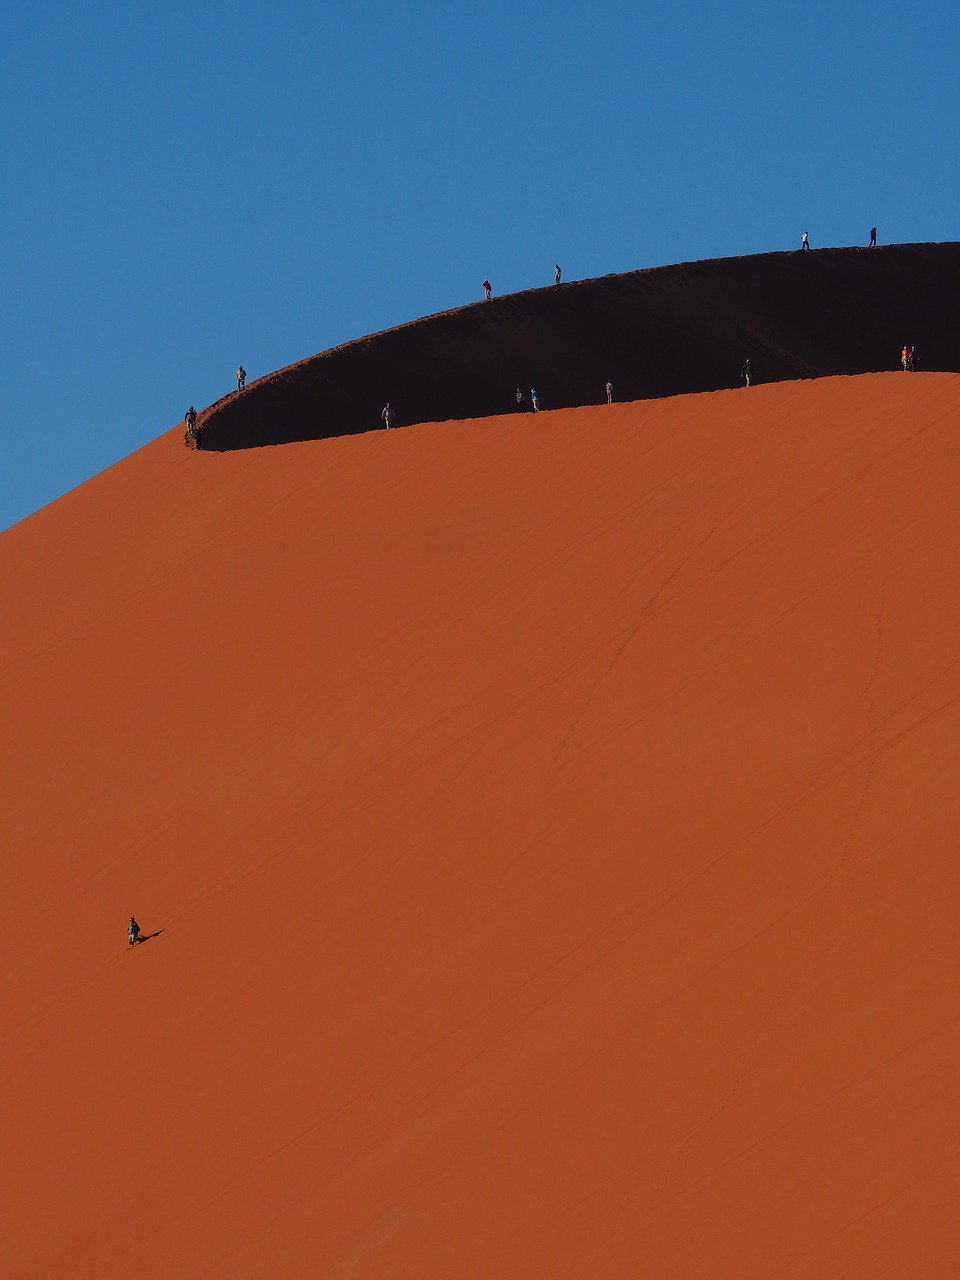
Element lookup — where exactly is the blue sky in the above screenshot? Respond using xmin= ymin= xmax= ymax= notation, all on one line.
xmin=2 ymin=0 xmax=957 ymax=532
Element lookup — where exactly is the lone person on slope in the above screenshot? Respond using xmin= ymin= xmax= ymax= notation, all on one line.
xmin=236 ymin=365 xmax=246 ymax=390
xmin=128 ymin=917 xmax=142 ymax=947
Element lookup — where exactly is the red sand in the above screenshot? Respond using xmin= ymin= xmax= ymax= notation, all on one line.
xmin=3 ymin=372 xmax=960 ymax=1277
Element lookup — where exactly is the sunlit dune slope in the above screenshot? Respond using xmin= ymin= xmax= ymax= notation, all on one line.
xmin=198 ymin=242 xmax=960 ymax=450
xmin=3 ymin=373 xmax=960 ymax=1278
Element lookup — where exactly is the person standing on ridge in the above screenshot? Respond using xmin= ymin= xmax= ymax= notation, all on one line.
xmin=516 ymin=387 xmax=528 ymax=412
xmin=869 ymin=226 xmax=877 ymax=247
xmin=382 ymin=402 xmax=395 ymax=429
xmin=901 ymin=345 xmax=909 ymax=372
xmin=128 ymin=917 xmax=142 ymax=947
xmin=908 ymin=345 xmax=917 ymax=372
xmin=800 ymin=231 xmax=810 ymax=251
xmin=482 ymin=279 xmax=492 ymax=300
xmin=605 ymin=380 xmax=614 ymax=404
xmin=236 ymin=365 xmax=246 ymax=390
xmin=554 ymin=263 xmax=561 ymax=285
xmin=530 ymin=389 xmax=540 ymax=412
xmin=741 ymin=359 xmax=752 ymax=387
xmin=184 ymin=406 xmax=198 ymax=445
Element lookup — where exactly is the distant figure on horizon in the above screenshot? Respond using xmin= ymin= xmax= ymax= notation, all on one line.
xmin=741 ymin=359 xmax=753 ymax=387
xmin=901 ymin=345 xmax=909 ymax=372
xmin=382 ymin=402 xmax=396 ymax=429
xmin=908 ymin=345 xmax=917 ymax=372
xmin=606 ymin=380 xmax=613 ymax=404
xmin=128 ymin=917 xmax=142 ymax=946
xmin=482 ymin=279 xmax=492 ymax=300
xmin=869 ymin=226 xmax=877 ymax=247
xmin=184 ymin=406 xmax=197 ymax=445
xmin=800 ymin=231 xmax=810 ymax=251
xmin=530 ymin=389 xmax=540 ymax=412
xmin=554 ymin=263 xmax=562 ymax=285
xmin=516 ymin=387 xmax=528 ymax=412
xmin=236 ymin=365 xmax=246 ymax=390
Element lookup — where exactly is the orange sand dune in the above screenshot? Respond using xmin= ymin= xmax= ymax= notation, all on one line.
xmin=3 ymin=373 xmax=960 ymax=1278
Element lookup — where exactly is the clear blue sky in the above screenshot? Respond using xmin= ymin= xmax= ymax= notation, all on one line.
xmin=2 ymin=0 xmax=957 ymax=532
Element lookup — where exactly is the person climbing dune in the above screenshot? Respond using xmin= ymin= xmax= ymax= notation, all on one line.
xmin=128 ymin=916 xmax=142 ymax=946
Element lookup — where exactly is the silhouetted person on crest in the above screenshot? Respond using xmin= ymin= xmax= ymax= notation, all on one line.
xmin=128 ymin=917 xmax=142 ymax=946
xmin=869 ymin=226 xmax=877 ymax=247
xmin=185 ymin=406 xmax=198 ymax=446
xmin=516 ymin=387 xmax=528 ymax=412
xmin=741 ymin=359 xmax=752 ymax=387
xmin=606 ymin=381 xmax=613 ymax=404
xmin=554 ymin=263 xmax=561 ymax=285
xmin=382 ymin=402 xmax=395 ymax=429
xmin=530 ymin=389 xmax=540 ymax=412
xmin=236 ymin=365 xmax=246 ymax=390
xmin=800 ymin=231 xmax=810 ymax=251
xmin=482 ymin=279 xmax=492 ymax=300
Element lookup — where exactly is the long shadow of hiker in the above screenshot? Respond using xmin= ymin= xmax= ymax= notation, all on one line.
xmin=134 ymin=930 xmax=165 ymax=945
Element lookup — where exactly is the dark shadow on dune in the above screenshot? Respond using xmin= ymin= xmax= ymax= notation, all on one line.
xmin=195 ymin=243 xmax=960 ymax=452
xmin=133 ymin=930 xmax=165 ymax=945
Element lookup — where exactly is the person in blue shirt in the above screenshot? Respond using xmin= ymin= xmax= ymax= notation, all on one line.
xmin=128 ymin=917 xmax=142 ymax=947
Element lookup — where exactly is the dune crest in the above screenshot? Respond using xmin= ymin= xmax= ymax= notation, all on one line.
xmin=197 ymin=242 xmax=960 ymax=450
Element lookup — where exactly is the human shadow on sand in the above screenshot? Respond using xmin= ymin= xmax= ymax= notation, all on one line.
xmin=132 ymin=930 xmax=165 ymax=946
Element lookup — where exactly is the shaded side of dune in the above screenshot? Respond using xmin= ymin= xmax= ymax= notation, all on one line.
xmin=197 ymin=241 xmax=960 ymax=450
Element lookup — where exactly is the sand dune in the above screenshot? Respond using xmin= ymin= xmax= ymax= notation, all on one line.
xmin=197 ymin=242 xmax=960 ymax=450
xmin=3 ymin=373 xmax=960 ymax=1277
